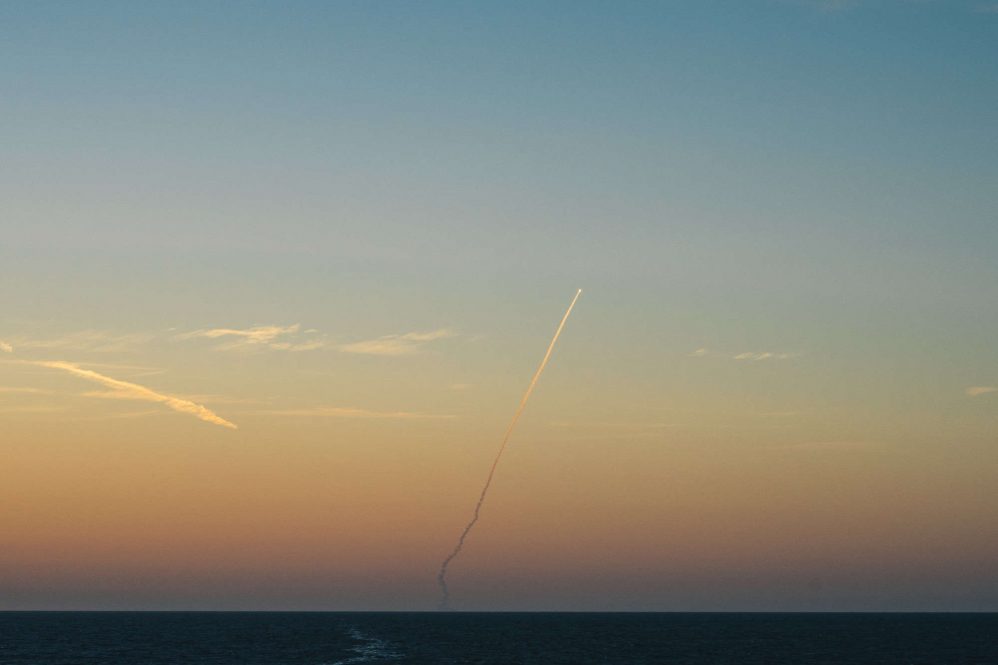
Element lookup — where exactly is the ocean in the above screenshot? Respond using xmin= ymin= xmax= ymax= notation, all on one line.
xmin=0 ymin=612 xmax=995 ymax=664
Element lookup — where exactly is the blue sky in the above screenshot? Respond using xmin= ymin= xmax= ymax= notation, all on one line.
xmin=4 ymin=0 xmax=995 ymax=380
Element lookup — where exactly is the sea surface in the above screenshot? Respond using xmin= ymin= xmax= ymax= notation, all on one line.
xmin=0 ymin=612 xmax=995 ymax=664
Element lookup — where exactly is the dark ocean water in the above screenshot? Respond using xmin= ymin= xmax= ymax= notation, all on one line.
xmin=0 ymin=612 xmax=995 ymax=664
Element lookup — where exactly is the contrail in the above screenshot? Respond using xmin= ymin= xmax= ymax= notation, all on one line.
xmin=436 ymin=289 xmax=582 ymax=610
xmin=33 ymin=360 xmax=238 ymax=429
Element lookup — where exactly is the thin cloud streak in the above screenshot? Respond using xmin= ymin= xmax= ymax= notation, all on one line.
xmin=0 ymin=340 xmax=12 ymax=353
xmin=257 ymin=406 xmax=456 ymax=419
xmin=547 ymin=420 xmax=678 ymax=440
xmin=548 ymin=420 xmax=677 ymax=430
xmin=339 ymin=329 xmax=457 ymax=356
xmin=179 ymin=324 xmax=299 ymax=343
xmin=32 ymin=360 xmax=237 ymax=429
xmin=0 ymin=386 xmax=52 ymax=394
xmin=734 ymin=351 xmax=797 ymax=361
xmin=177 ymin=324 xmax=314 ymax=351
xmin=689 ymin=348 xmax=799 ymax=361
xmin=965 ymin=386 xmax=997 ymax=397
xmin=177 ymin=324 xmax=456 ymax=355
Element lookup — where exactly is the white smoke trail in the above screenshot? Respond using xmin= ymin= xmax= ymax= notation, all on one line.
xmin=33 ymin=360 xmax=238 ymax=429
xmin=436 ymin=289 xmax=582 ymax=610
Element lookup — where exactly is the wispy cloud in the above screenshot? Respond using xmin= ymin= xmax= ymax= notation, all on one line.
xmin=339 ymin=329 xmax=458 ymax=356
xmin=177 ymin=324 xmax=457 ymax=355
xmin=0 ymin=386 xmax=52 ymax=395
xmin=966 ymin=386 xmax=997 ymax=397
xmin=32 ymin=360 xmax=237 ymax=429
xmin=96 ymin=409 xmax=172 ymax=421
xmin=177 ymin=324 xmax=315 ymax=351
xmin=62 ymin=361 xmax=167 ymax=378
xmin=689 ymin=347 xmax=799 ymax=361
xmin=258 ymin=406 xmax=456 ymax=419
xmin=549 ymin=420 xmax=677 ymax=431
xmin=83 ymin=390 xmax=260 ymax=406
xmin=544 ymin=420 xmax=677 ymax=440
xmin=0 ymin=340 xmax=12 ymax=353
xmin=734 ymin=351 xmax=798 ymax=361
xmin=975 ymin=3 xmax=998 ymax=13
xmin=270 ymin=339 xmax=328 ymax=352
xmin=180 ymin=324 xmax=298 ymax=344
xmin=178 ymin=393 xmax=264 ymax=405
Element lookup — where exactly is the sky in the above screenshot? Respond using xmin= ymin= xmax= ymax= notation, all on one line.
xmin=1 ymin=0 xmax=997 ymax=611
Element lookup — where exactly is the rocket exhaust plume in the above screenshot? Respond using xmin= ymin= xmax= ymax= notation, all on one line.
xmin=436 ymin=289 xmax=582 ymax=610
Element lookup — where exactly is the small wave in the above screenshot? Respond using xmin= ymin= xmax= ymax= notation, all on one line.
xmin=325 ymin=626 xmax=403 ymax=665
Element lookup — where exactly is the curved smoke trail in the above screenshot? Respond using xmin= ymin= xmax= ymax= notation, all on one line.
xmin=436 ymin=289 xmax=582 ymax=610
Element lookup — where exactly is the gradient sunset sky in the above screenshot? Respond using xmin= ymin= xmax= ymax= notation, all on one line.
xmin=2 ymin=0 xmax=997 ymax=611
